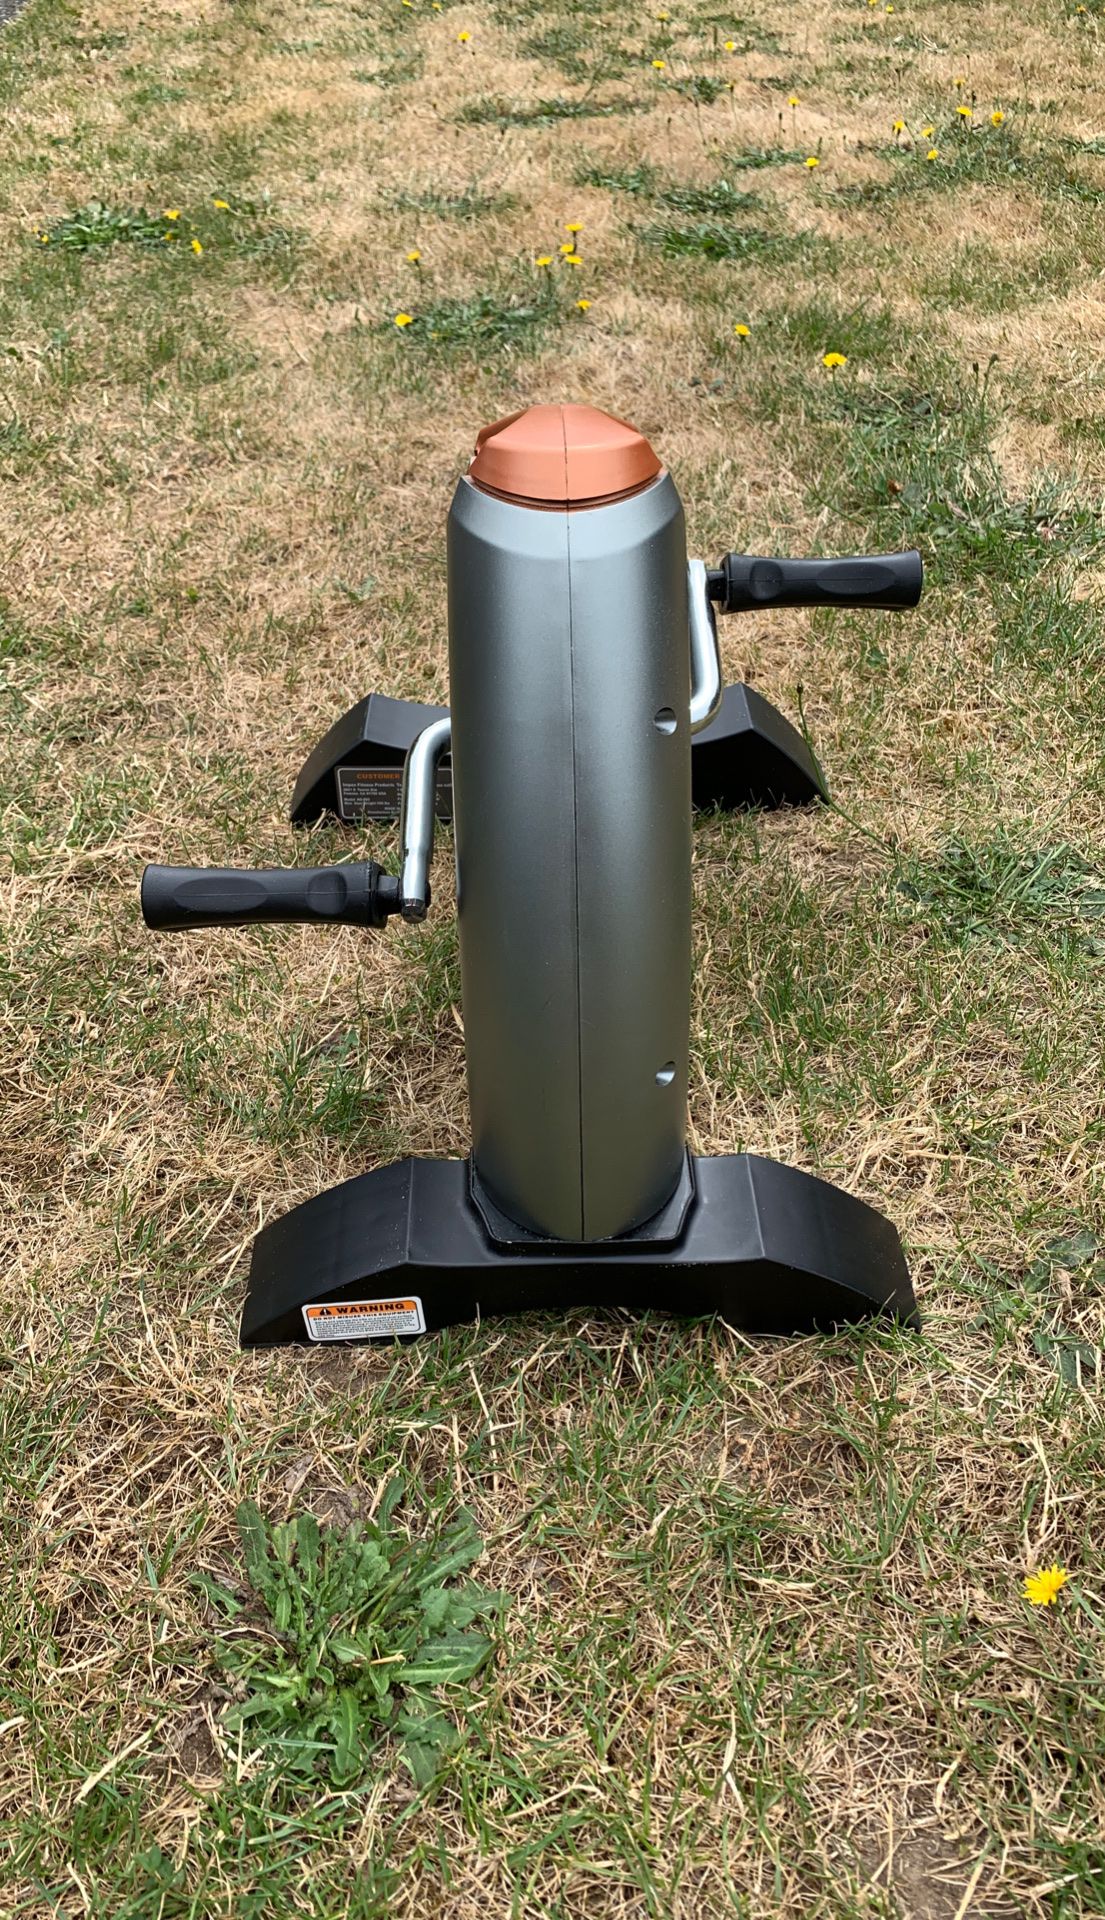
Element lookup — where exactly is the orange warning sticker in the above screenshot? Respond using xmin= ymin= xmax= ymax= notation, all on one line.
xmin=302 ymin=1297 xmax=426 ymax=1341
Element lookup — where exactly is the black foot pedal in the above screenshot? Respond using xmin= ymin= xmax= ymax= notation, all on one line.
xmin=290 ymin=693 xmax=451 ymax=826
xmin=289 ymin=686 xmax=824 ymax=826
xmin=691 ymin=683 xmax=825 ymax=811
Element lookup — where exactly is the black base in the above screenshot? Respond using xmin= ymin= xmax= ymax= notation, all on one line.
xmin=290 ymin=694 xmax=452 ymax=827
xmin=240 ymin=1154 xmax=916 ymax=1345
xmin=692 ymin=684 xmax=826 ymax=812
xmin=288 ymin=687 xmax=825 ymax=827
xmin=469 ymin=1152 xmax=697 ymax=1250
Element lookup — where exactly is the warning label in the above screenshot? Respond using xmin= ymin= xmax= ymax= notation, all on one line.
xmin=335 ymin=765 xmax=453 ymax=823
xmin=302 ymin=1296 xmax=427 ymax=1341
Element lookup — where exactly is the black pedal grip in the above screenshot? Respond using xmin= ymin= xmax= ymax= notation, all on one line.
xmin=711 ymin=549 xmax=922 ymax=613
xmin=141 ymin=862 xmax=397 ymax=932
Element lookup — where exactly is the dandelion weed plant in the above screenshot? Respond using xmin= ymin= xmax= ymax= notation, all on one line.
xmin=195 ymin=1484 xmax=505 ymax=1791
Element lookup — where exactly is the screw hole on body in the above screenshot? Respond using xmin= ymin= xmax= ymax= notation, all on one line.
xmin=653 ymin=706 xmax=677 ymax=734
xmin=655 ymin=1061 xmax=676 ymax=1087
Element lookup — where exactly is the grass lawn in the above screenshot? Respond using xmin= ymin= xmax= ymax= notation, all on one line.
xmin=2 ymin=0 xmax=1104 ymax=1913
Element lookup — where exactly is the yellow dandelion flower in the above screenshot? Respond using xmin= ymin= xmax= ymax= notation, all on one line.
xmin=458 ymin=28 xmax=470 ymax=41
xmin=892 ymin=119 xmax=905 ymax=133
xmin=565 ymin=222 xmax=583 ymax=233
xmin=822 ymin=351 xmax=847 ymax=368
xmin=652 ymin=58 xmax=666 ymax=69
xmin=788 ymin=93 xmax=800 ymax=106
xmin=212 ymin=198 xmax=230 ymax=211
xmin=535 ymin=254 xmax=553 ymax=266
xmin=926 ymin=147 xmax=939 ymax=161
xmin=564 ymin=252 xmax=583 ymax=266
xmin=559 ymin=241 xmax=575 ymax=253
xmin=724 ymin=39 xmax=736 ymax=50
xmin=957 ymin=104 xmax=972 ymax=118
xmin=885 ymin=4 xmax=893 ymax=12
xmin=39 ymin=231 xmax=50 ymax=244
xmin=162 ymin=230 xmax=176 ymax=241
xmin=406 ymin=249 xmax=422 ymax=263
xmin=164 ymin=208 xmax=180 ymax=221
xmin=394 ymin=311 xmax=414 ymax=327
xmin=990 ymin=109 xmax=1005 ymax=126
xmin=656 ymin=9 xmax=669 ymax=18
xmin=804 ymin=155 xmax=820 ymax=168
xmin=576 ymin=298 xmax=592 ymax=311
xmin=191 ymin=237 xmax=203 ymax=255
xmin=922 ymin=124 xmax=935 ymax=136
xmin=1023 ymin=1565 xmax=1069 ymax=1607
xmin=733 ymin=322 xmax=751 ymax=337
xmin=954 ymin=74 xmax=965 ymax=87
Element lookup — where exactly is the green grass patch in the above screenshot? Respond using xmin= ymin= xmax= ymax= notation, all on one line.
xmin=641 ymin=220 xmax=817 ymax=262
xmin=924 ymin=241 xmax=1080 ymax=312
xmin=697 ymin=11 xmax=782 ymax=52
xmin=489 ymin=0 xmax=624 ymax=18
xmin=754 ymin=355 xmax=1105 ymax=581
xmin=29 ymin=194 xmax=303 ymax=287
xmin=993 ymin=581 xmax=1105 ymax=672
xmin=576 ymin=159 xmax=763 ymax=212
xmin=575 ymin=159 xmax=660 ymax=196
xmin=664 ymin=72 xmax=731 ymax=105
xmin=828 ymin=124 xmax=1105 ymax=211
xmin=385 ymin=184 xmax=519 ymax=221
xmin=38 ymin=199 xmax=171 ymax=252
xmin=457 ymin=92 xmax=644 ymax=128
xmin=196 ymin=1487 xmax=504 ymax=1790
xmin=721 ymin=144 xmax=808 ymax=168
xmin=387 ymin=274 xmax=571 ymax=355
xmin=896 ymin=831 xmax=1105 ymax=942
xmin=520 ymin=20 xmax=634 ymax=80
xmin=655 ymin=178 xmax=765 ymax=214
xmin=123 ymin=76 xmax=189 ymax=110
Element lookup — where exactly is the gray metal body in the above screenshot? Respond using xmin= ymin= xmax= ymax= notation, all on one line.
xmin=447 ymin=471 xmax=692 ymax=1241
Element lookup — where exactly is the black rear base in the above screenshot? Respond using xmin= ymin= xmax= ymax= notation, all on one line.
xmin=289 ymin=687 xmax=825 ymax=826
xmin=240 ymin=1154 xmax=916 ymax=1345
xmin=692 ymin=684 xmax=826 ymax=812
xmin=290 ymin=693 xmax=452 ymax=826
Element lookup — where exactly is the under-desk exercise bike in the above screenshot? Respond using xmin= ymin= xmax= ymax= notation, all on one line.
xmin=142 ymin=404 xmax=923 ymax=1346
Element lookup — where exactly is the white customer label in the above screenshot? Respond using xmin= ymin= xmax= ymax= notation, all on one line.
xmin=302 ymin=1296 xmax=426 ymax=1341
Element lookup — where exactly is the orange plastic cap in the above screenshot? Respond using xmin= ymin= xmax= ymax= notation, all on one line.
xmin=469 ymin=403 xmax=662 ymax=508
